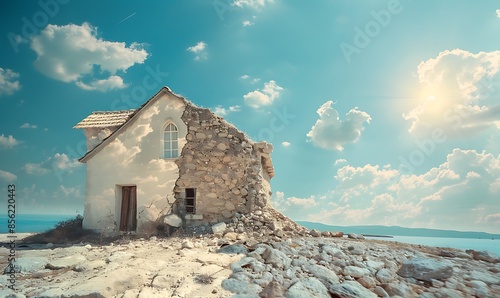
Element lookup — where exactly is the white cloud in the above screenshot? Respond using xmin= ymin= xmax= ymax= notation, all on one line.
xmin=496 ymin=9 xmax=500 ymax=18
xmin=0 ymin=170 xmax=16 ymax=182
xmin=405 ymin=49 xmax=500 ymax=138
xmin=76 ymin=75 xmax=126 ymax=92
xmin=240 ymin=74 xmax=260 ymax=83
xmin=242 ymin=20 xmax=254 ymax=27
xmin=130 ymin=123 xmax=153 ymax=142
xmin=243 ymin=80 xmax=283 ymax=108
xmin=233 ymin=0 xmax=270 ymax=9
xmin=0 ymin=68 xmax=21 ymax=96
xmin=20 ymin=123 xmax=37 ymax=129
xmin=30 ymin=23 xmax=148 ymax=91
xmin=272 ymin=191 xmax=286 ymax=211
xmin=281 ymin=141 xmax=291 ymax=147
xmin=485 ymin=213 xmax=500 ymax=224
xmin=213 ymin=105 xmax=241 ymax=116
xmin=0 ymin=67 xmax=21 ymax=96
xmin=0 ymin=134 xmax=20 ymax=149
xmin=58 ymin=185 xmax=82 ymax=199
xmin=273 ymin=191 xmax=318 ymax=211
xmin=307 ymin=101 xmax=371 ymax=151
xmin=106 ymin=138 xmax=141 ymax=167
xmin=187 ymin=41 xmax=207 ymax=61
xmin=299 ymin=149 xmax=500 ymax=233
xmin=24 ymin=153 xmax=82 ymax=175
xmin=334 ymin=158 xmax=347 ymax=166
xmin=286 ymin=196 xmax=318 ymax=207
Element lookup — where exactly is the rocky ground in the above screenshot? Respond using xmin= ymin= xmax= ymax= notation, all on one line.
xmin=1 ymin=210 xmax=499 ymax=297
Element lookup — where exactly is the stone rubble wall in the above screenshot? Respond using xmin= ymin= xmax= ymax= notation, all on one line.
xmin=173 ymin=103 xmax=274 ymax=225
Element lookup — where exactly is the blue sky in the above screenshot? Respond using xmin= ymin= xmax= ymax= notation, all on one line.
xmin=1 ymin=0 xmax=500 ymax=233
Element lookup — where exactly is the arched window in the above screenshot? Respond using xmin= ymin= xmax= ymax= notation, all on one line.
xmin=164 ymin=123 xmax=178 ymax=158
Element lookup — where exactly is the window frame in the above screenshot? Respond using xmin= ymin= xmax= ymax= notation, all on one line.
xmin=162 ymin=121 xmax=179 ymax=159
xmin=185 ymin=188 xmax=196 ymax=214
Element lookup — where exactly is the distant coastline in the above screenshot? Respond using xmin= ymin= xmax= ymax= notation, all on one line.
xmin=297 ymin=221 xmax=500 ymax=240
xmin=362 ymin=234 xmax=394 ymax=238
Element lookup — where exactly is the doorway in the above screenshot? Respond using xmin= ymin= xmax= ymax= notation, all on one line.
xmin=119 ymin=186 xmax=137 ymax=232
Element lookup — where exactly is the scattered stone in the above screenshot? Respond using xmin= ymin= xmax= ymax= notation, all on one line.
xmin=305 ymin=264 xmax=340 ymax=287
xmin=382 ymin=282 xmax=415 ymax=297
xmin=347 ymin=233 xmax=365 ymax=240
xmin=287 ymin=277 xmax=330 ymax=298
xmin=211 ymin=222 xmax=227 ymax=234
xmin=4 ymin=257 xmax=47 ymax=274
xmin=373 ymin=286 xmax=390 ymax=297
xmin=376 ymin=268 xmax=396 ymax=283
xmin=46 ymin=254 xmax=87 ymax=270
xmin=163 ymin=214 xmax=182 ymax=227
xmin=343 ymin=266 xmax=370 ymax=278
xmin=321 ymin=231 xmax=331 ymax=237
xmin=217 ymin=244 xmax=249 ymax=255
xmin=224 ymin=232 xmax=238 ymax=241
xmin=329 ymin=281 xmax=377 ymax=298
xmin=107 ymin=251 xmax=133 ymax=262
xmin=468 ymin=270 xmax=500 ymax=285
xmin=222 ymin=278 xmax=261 ymax=295
xmin=181 ymin=240 xmax=194 ymax=249
xmin=467 ymin=250 xmax=500 ymax=263
xmin=397 ymin=257 xmax=454 ymax=282
xmin=331 ymin=231 xmax=344 ymax=237
xmin=357 ymin=276 xmax=377 ymax=289
xmin=310 ymin=229 xmax=322 ymax=237
xmin=259 ymin=280 xmax=285 ymax=298
xmin=262 ymin=247 xmax=292 ymax=269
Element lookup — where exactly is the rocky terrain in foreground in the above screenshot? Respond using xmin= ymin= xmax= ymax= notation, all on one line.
xmin=1 ymin=209 xmax=499 ymax=297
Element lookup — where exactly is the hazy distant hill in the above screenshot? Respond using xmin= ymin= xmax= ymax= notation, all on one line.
xmin=297 ymin=221 xmax=500 ymax=239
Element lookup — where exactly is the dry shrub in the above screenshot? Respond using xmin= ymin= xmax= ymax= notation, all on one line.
xmin=23 ymin=215 xmax=97 ymax=244
xmin=194 ymin=273 xmax=214 ymax=284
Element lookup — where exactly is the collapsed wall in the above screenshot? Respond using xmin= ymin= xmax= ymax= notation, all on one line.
xmin=173 ymin=103 xmax=274 ymax=225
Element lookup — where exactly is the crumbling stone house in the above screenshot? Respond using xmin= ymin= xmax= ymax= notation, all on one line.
xmin=75 ymin=87 xmax=275 ymax=234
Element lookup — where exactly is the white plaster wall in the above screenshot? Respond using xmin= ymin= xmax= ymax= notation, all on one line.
xmin=82 ymin=92 xmax=187 ymax=233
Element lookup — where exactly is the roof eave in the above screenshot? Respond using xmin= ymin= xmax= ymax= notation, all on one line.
xmin=79 ymin=86 xmax=182 ymax=163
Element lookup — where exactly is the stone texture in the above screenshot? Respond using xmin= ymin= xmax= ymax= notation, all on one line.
xmin=287 ymin=277 xmax=330 ymax=298
xmin=305 ymin=264 xmax=340 ymax=287
xmin=329 ymin=281 xmax=377 ymax=298
xmin=468 ymin=250 xmax=500 ymax=263
xmin=46 ymin=254 xmax=87 ymax=270
xmin=5 ymin=257 xmax=47 ymax=273
xmin=211 ymin=222 xmax=227 ymax=234
xmin=174 ymin=103 xmax=275 ymax=226
xmin=343 ymin=266 xmax=370 ymax=278
xmin=397 ymin=257 xmax=454 ymax=281
xmin=163 ymin=214 xmax=182 ymax=227
xmin=347 ymin=233 xmax=365 ymax=240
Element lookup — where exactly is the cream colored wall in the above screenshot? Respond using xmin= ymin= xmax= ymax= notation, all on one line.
xmin=82 ymin=92 xmax=187 ymax=234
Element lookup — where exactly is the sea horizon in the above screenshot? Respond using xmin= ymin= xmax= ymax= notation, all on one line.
xmin=365 ymin=235 xmax=500 ymax=256
xmin=0 ymin=214 xmax=498 ymax=257
xmin=0 ymin=213 xmax=77 ymax=233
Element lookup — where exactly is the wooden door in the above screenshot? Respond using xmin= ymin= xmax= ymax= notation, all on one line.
xmin=119 ymin=186 xmax=137 ymax=231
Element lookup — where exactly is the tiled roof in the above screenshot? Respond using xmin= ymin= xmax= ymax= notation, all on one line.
xmin=73 ymin=110 xmax=136 ymax=129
